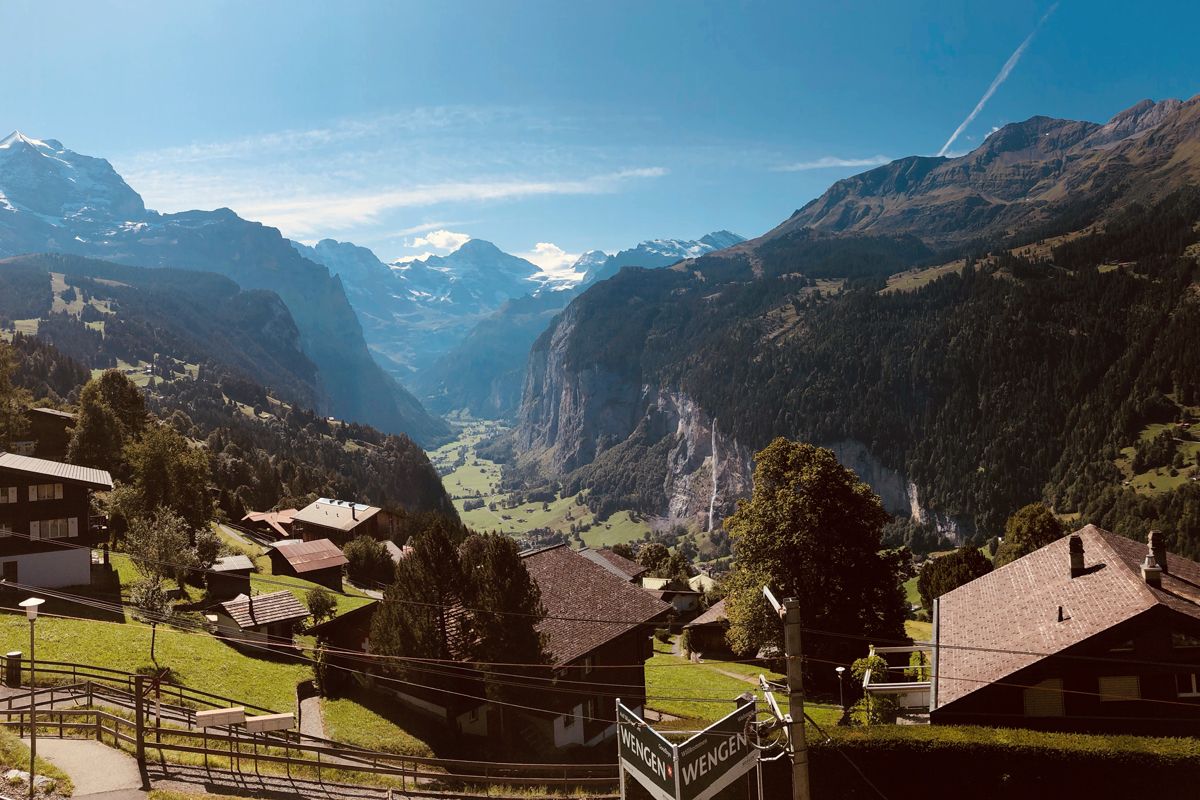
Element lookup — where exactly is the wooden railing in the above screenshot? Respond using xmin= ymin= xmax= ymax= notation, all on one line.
xmin=0 ymin=673 xmax=620 ymax=797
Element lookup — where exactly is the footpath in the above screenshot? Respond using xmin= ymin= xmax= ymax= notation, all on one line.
xmin=20 ymin=738 xmax=145 ymax=799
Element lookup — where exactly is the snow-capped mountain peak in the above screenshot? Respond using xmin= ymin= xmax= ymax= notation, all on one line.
xmin=0 ymin=132 xmax=146 ymax=222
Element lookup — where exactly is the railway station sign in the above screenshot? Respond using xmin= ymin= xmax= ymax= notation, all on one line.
xmin=617 ymin=700 xmax=757 ymax=800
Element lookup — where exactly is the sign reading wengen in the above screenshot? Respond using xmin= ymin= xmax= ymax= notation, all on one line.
xmin=617 ymin=700 xmax=757 ymax=800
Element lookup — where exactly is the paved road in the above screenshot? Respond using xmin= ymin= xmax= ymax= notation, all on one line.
xmin=21 ymin=738 xmax=145 ymax=799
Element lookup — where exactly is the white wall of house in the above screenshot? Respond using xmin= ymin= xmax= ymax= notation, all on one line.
xmin=0 ymin=548 xmax=89 ymax=588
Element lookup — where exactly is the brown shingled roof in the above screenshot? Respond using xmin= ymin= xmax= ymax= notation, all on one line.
xmin=268 ymin=538 xmax=348 ymax=573
xmin=219 ymin=591 xmax=309 ymax=629
xmin=935 ymin=524 xmax=1200 ymax=710
xmin=522 ymin=544 xmax=671 ymax=666
xmin=578 ymin=547 xmax=647 ymax=581
xmin=0 ymin=452 xmax=112 ymax=490
xmin=685 ymin=599 xmax=728 ymax=629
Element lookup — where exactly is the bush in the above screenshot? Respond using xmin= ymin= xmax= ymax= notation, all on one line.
xmin=306 ymin=587 xmax=336 ymax=624
xmin=343 ymin=536 xmax=396 ymax=586
xmin=654 ymin=628 xmax=671 ymax=644
xmin=783 ymin=724 xmax=1200 ymax=800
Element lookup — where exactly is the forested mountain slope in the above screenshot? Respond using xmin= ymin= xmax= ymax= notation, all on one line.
xmin=514 ymin=97 xmax=1200 ymax=554
xmin=0 ymin=132 xmax=447 ymax=444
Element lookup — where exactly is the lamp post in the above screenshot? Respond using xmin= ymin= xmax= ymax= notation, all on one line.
xmin=835 ymin=666 xmax=848 ymax=726
xmin=18 ymin=597 xmax=44 ymax=800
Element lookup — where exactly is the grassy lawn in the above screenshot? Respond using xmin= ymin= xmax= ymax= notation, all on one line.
xmin=0 ymin=611 xmax=309 ymax=712
xmin=645 ymin=638 xmax=841 ymax=729
xmin=321 ymin=686 xmax=440 ymax=758
xmin=903 ymin=576 xmax=919 ymax=606
xmin=905 ymin=620 xmax=933 ymax=642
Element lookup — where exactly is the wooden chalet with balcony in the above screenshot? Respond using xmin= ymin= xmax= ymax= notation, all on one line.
xmin=0 ymin=452 xmax=112 ymax=588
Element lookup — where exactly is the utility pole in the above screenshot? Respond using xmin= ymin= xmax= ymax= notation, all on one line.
xmin=763 ymin=587 xmax=811 ymax=800
xmin=782 ymin=597 xmax=811 ymax=800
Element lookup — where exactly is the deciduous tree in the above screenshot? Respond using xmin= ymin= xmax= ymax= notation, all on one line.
xmin=995 ymin=503 xmax=1064 ymax=567
xmin=723 ymin=439 xmax=907 ymax=674
xmin=916 ymin=546 xmax=993 ymax=613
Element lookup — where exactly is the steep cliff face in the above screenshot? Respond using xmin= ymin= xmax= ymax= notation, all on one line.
xmin=517 ymin=302 xmax=644 ymax=474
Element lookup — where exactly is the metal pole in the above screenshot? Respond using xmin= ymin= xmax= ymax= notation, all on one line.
xmin=782 ymin=597 xmax=811 ymax=800
xmin=28 ymin=619 xmax=35 ymax=800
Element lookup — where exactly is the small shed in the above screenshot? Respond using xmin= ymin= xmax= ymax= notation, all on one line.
xmin=207 ymin=555 xmax=254 ymax=599
xmin=683 ymin=599 xmax=730 ymax=657
xmin=267 ymin=538 xmax=347 ymax=591
xmin=213 ymin=591 xmax=309 ymax=649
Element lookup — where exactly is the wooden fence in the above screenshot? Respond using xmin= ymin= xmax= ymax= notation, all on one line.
xmin=0 ymin=668 xmax=620 ymax=798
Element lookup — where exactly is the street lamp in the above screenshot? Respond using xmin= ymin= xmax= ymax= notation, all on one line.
xmin=18 ymin=597 xmax=44 ymax=800
xmin=835 ymin=666 xmax=848 ymax=726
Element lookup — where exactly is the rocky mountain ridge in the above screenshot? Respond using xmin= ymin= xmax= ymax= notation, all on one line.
xmin=512 ymin=95 xmax=1200 ymax=539
xmin=0 ymin=132 xmax=447 ymax=443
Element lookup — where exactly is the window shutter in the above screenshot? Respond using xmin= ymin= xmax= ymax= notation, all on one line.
xmin=1098 ymin=675 xmax=1140 ymax=702
xmin=7 ymin=487 xmax=13 ymax=504
xmin=54 ymin=484 xmax=63 ymax=500
xmin=1023 ymin=678 xmax=1065 ymax=717
xmin=28 ymin=486 xmax=36 ymax=502
xmin=68 ymin=518 xmax=78 ymax=538
xmin=29 ymin=521 xmax=40 ymax=540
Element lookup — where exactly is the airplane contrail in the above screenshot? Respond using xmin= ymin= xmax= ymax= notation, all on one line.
xmin=937 ymin=3 xmax=1059 ymax=157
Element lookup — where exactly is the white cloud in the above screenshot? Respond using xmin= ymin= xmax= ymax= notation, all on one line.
xmin=408 ymin=229 xmax=471 ymax=252
xmin=774 ymin=155 xmax=891 ymax=172
xmin=138 ymin=167 xmax=668 ymax=240
xmin=519 ymin=242 xmax=582 ymax=274
xmin=937 ymin=3 xmax=1058 ymax=157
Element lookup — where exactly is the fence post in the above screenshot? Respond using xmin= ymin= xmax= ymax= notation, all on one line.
xmin=134 ymin=674 xmax=145 ymax=766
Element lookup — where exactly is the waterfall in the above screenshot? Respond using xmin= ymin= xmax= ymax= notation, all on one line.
xmin=708 ymin=420 xmax=719 ymax=532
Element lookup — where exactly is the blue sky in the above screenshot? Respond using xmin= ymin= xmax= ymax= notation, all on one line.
xmin=3 ymin=0 xmax=1198 ymax=272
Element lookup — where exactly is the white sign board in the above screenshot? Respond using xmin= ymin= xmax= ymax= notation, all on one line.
xmin=244 ymin=712 xmax=294 ymax=733
xmin=195 ymin=707 xmax=245 ymax=728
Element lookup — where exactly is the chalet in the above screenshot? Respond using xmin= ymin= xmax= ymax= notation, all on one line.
xmin=292 ymin=498 xmax=381 ymax=545
xmin=266 ymin=538 xmax=347 ymax=591
xmin=206 ymin=554 xmax=254 ymax=599
xmin=213 ymin=591 xmax=309 ymax=650
xmin=641 ymin=576 xmax=702 ymax=619
xmin=240 ymin=509 xmax=297 ymax=540
xmin=7 ymin=408 xmax=76 ymax=461
xmin=307 ymin=543 xmax=671 ymax=750
xmin=931 ymin=525 xmax=1200 ymax=735
xmin=521 ymin=544 xmax=671 ymax=749
xmin=0 ymin=452 xmax=112 ymax=588
xmin=577 ymin=547 xmax=646 ymax=583
xmin=683 ymin=599 xmax=731 ymax=658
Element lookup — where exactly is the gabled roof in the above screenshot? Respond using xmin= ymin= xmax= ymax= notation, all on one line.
xmin=268 ymin=538 xmax=348 ymax=573
xmin=0 ymin=452 xmax=112 ymax=490
xmin=242 ymin=509 xmax=297 ymax=538
xmin=307 ymin=600 xmax=378 ymax=638
xmin=522 ymin=544 xmax=672 ymax=666
xmin=211 ymin=555 xmax=255 ymax=573
xmin=219 ymin=591 xmax=309 ymax=629
xmin=578 ymin=547 xmax=647 ymax=581
xmin=293 ymin=498 xmax=380 ymax=533
xmin=935 ymin=524 xmax=1200 ymax=709
xmin=27 ymin=407 xmax=76 ymax=421
xmin=685 ymin=599 xmax=728 ymax=629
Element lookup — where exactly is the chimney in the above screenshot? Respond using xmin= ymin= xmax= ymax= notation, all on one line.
xmin=1149 ymin=529 xmax=1167 ymax=574
xmin=1142 ymin=534 xmax=1163 ymax=588
xmin=351 ymin=503 xmax=357 ymax=521
xmin=1069 ymin=535 xmax=1085 ymax=578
